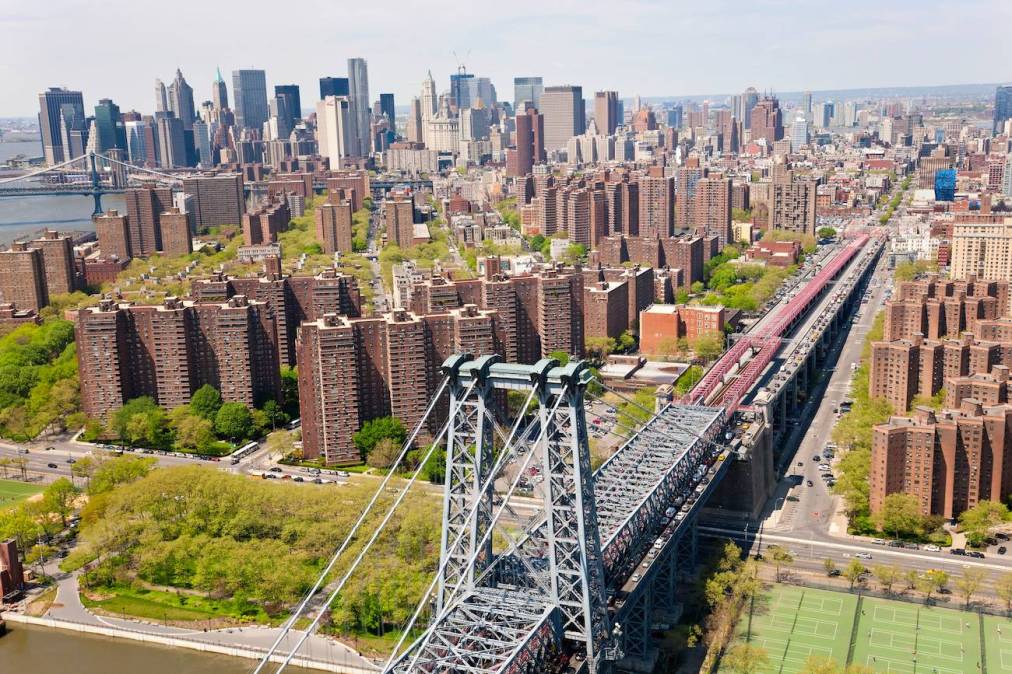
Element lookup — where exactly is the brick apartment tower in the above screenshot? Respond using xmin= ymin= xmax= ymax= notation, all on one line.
xmin=386 ymin=198 xmax=416 ymax=248
xmin=159 ymin=208 xmax=193 ymax=256
xmin=315 ymin=198 xmax=354 ymax=254
xmin=93 ymin=210 xmax=132 ymax=261
xmin=31 ymin=230 xmax=77 ymax=295
xmin=0 ymin=242 xmax=48 ymax=312
xmin=124 ymin=184 xmax=173 ymax=256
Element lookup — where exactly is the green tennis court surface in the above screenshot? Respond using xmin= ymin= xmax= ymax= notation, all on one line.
xmin=730 ymin=584 xmax=1012 ymax=673
xmin=0 ymin=478 xmax=42 ymax=509
xmin=733 ymin=584 xmax=857 ymax=672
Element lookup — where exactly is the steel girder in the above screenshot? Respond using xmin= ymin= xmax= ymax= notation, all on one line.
xmin=386 ymin=589 xmax=560 ymax=674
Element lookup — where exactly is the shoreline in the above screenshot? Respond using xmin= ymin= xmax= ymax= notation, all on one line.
xmin=1 ymin=611 xmax=379 ymax=674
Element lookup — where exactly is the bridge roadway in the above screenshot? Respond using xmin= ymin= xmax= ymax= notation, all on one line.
xmin=389 ymin=238 xmax=877 ymax=673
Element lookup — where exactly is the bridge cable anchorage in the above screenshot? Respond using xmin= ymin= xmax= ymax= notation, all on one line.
xmin=251 ymin=376 xmax=455 ymax=674
xmin=381 ymin=384 xmax=548 ymax=672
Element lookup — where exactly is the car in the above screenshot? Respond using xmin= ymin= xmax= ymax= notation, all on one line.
xmin=312 ymin=478 xmax=323 ymax=484
xmin=65 ymin=458 xmax=76 ymax=464
xmin=336 ymin=471 xmax=350 ymax=478
xmin=631 ymin=574 xmax=641 ymax=583
xmin=887 ymin=540 xmax=903 ymax=547
xmin=818 ymin=464 xmax=831 ymax=471
xmin=923 ymin=544 xmax=941 ymax=552
xmin=828 ymin=569 xmax=841 ymax=577
xmin=293 ymin=476 xmax=304 ymax=482
xmin=999 ymin=546 xmax=1007 ymax=555
xmin=47 ymin=462 xmax=59 ymax=469
xmin=806 ymin=480 xmax=814 ymax=487
xmin=45 ymin=446 xmax=55 ymax=451
xmin=855 ymin=552 xmax=872 ymax=560
xmin=797 ymin=461 xmax=804 ymax=468
xmin=871 ymin=538 xmax=885 ymax=545
xmin=968 ymin=551 xmax=985 ymax=559
xmin=269 ymin=466 xmax=283 ymax=473
xmin=950 ymin=548 xmax=967 ymax=556
xmin=902 ymin=542 xmax=919 ymax=550
xmin=997 ymin=533 xmax=1010 ymax=541
xmin=641 ymin=561 xmax=649 ymax=568
xmin=812 ymin=455 xmax=821 ymax=462
xmin=308 ymin=468 xmax=321 ymax=476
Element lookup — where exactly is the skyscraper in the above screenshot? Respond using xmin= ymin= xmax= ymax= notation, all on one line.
xmin=316 ymin=96 xmax=354 ymax=167
xmin=211 ymin=68 xmax=228 ymax=110
xmin=995 ymin=85 xmax=1012 ymax=134
xmin=155 ymin=79 xmax=168 ymax=113
xmin=790 ymin=114 xmax=809 ymax=151
xmin=274 ymin=84 xmax=301 ymax=128
xmin=750 ymin=96 xmax=783 ymax=144
xmin=514 ymin=76 xmax=544 ymax=111
xmin=93 ymin=98 xmax=126 ymax=154
xmin=156 ymin=115 xmax=187 ymax=168
xmin=168 ymin=69 xmax=195 ymax=130
xmin=509 ymin=107 xmax=545 ymax=177
xmin=450 ymin=71 xmax=475 ymax=109
xmin=594 ymin=91 xmax=620 ymax=135
xmin=347 ymin=58 xmax=370 ymax=156
xmin=231 ymin=69 xmax=269 ymax=134
xmin=541 ymin=85 xmax=585 ymax=152
xmin=741 ymin=86 xmax=759 ymax=127
xmin=38 ymin=87 xmax=84 ymax=164
xmin=420 ymin=71 xmax=437 ymax=119
xmin=319 ymin=77 xmax=349 ymax=99
xmin=406 ymin=97 xmax=423 ymax=143
xmin=379 ymin=93 xmax=396 ymax=135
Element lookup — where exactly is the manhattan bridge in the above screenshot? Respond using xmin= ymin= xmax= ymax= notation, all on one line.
xmin=248 ymin=231 xmax=880 ymax=674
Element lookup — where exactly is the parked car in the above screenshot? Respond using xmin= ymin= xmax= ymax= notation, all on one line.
xmin=269 ymin=466 xmax=283 ymax=473
xmin=855 ymin=552 xmax=872 ymax=560
xmin=47 ymin=462 xmax=59 ymax=469
xmin=999 ymin=546 xmax=1007 ymax=555
xmin=950 ymin=548 xmax=966 ymax=556
xmin=923 ymin=544 xmax=941 ymax=552
xmin=806 ymin=480 xmax=814 ymax=487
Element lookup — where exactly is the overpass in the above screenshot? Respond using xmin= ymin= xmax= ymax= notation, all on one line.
xmin=254 ymin=235 xmax=880 ymax=674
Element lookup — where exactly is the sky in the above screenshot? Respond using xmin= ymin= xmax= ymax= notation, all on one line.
xmin=3 ymin=0 xmax=1011 ymax=118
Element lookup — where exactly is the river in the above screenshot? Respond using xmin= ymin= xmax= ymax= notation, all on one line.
xmin=0 ymin=140 xmax=113 ymax=245
xmin=0 ymin=621 xmax=316 ymax=673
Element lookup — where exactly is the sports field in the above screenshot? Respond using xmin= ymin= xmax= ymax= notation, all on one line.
xmin=0 ymin=478 xmax=43 ymax=510
xmin=730 ymin=584 xmax=1012 ymax=674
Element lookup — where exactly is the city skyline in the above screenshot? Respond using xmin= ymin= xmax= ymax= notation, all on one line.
xmin=3 ymin=0 xmax=1011 ymax=117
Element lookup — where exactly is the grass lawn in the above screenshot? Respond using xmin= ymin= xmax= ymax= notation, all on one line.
xmin=0 ymin=478 xmax=43 ymax=510
xmin=81 ymin=585 xmax=270 ymax=624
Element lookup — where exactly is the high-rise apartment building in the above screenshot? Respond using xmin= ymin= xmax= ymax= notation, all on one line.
xmin=950 ymin=218 xmax=1012 ymax=287
xmin=231 ymin=69 xmax=269 ymax=133
xmin=513 ymin=77 xmax=544 ymax=111
xmin=159 ymin=208 xmax=193 ymax=256
xmin=315 ymin=198 xmax=354 ymax=254
xmin=771 ymin=173 xmax=817 ymax=236
xmin=181 ymin=174 xmax=245 ymax=230
xmin=594 ymin=91 xmax=620 ymax=135
xmin=541 ymin=85 xmax=585 ymax=152
xmin=385 ymin=197 xmax=416 ymax=248
xmin=675 ymin=167 xmax=703 ymax=230
xmin=124 ymin=185 xmax=173 ymax=256
xmin=38 ymin=87 xmax=84 ymax=164
xmin=77 ymin=296 xmax=281 ymax=421
xmin=638 ymin=174 xmax=674 ymax=239
xmin=693 ymin=177 xmax=733 ymax=247
xmin=0 ymin=243 xmax=48 ymax=312
xmin=30 ymin=230 xmax=76 ymax=296
xmin=994 ymin=85 xmax=1012 ymax=134
xmin=347 ymin=58 xmax=370 ymax=156
xmin=406 ymin=98 xmax=423 ymax=143
xmin=93 ymin=210 xmax=132 ymax=260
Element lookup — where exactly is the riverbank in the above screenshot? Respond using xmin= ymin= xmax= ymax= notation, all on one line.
xmin=0 ymin=611 xmax=377 ymax=673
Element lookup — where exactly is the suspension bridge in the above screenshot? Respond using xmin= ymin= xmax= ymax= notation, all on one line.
xmin=246 ymin=231 xmax=883 ymax=673
xmin=0 ymin=151 xmax=182 ymax=214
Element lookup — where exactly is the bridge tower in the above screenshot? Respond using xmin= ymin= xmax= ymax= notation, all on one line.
xmin=433 ymin=354 xmax=613 ymax=672
xmin=87 ymin=151 xmax=104 ymax=215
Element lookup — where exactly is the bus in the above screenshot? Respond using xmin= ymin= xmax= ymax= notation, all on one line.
xmin=230 ymin=441 xmax=259 ymax=465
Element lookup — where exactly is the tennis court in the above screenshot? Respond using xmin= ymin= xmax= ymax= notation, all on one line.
xmin=0 ymin=477 xmax=42 ymax=510
xmin=728 ymin=584 xmax=1012 ymax=674
xmin=732 ymin=584 xmax=857 ymax=672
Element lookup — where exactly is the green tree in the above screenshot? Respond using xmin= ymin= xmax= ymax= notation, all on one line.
xmin=174 ymin=414 xmax=216 ymax=452
xmin=875 ymin=492 xmax=924 ymax=540
xmin=722 ymin=643 xmax=770 ymax=674
xmin=959 ymin=500 xmax=1009 ymax=547
xmin=529 ymin=234 xmax=546 ymax=253
xmin=996 ymin=572 xmax=1012 ymax=613
xmin=690 ymin=281 xmax=705 ymax=294
xmin=25 ymin=542 xmax=56 ymax=577
xmin=955 ymin=569 xmax=986 ymax=609
xmin=872 ymin=564 xmax=901 ymax=594
xmin=617 ymin=331 xmax=636 ymax=352
xmin=548 ymin=351 xmax=570 ymax=366
xmin=675 ymin=365 xmax=704 ymax=395
xmin=367 ymin=437 xmax=401 ymax=469
xmin=42 ymin=477 xmax=78 ymax=528
xmin=585 ymin=337 xmax=617 ymax=361
xmin=691 ymin=331 xmax=724 ymax=363
xmin=799 ymin=656 xmax=841 ymax=674
xmin=88 ymin=455 xmax=156 ymax=495
xmin=280 ymin=366 xmax=300 ymax=417
xmin=110 ymin=397 xmax=165 ymax=447
xmin=214 ymin=403 xmax=254 ymax=443
xmin=843 ymin=559 xmax=865 ymax=591
xmin=260 ymin=400 xmax=289 ymax=431
xmin=71 ymin=455 xmax=97 ymax=487
xmin=817 ymin=226 xmax=838 ymax=239
xmin=766 ymin=545 xmax=794 ymax=581
xmin=423 ymin=447 xmax=446 ymax=483
xmin=823 ymin=558 xmax=837 ymax=576
xmin=190 ymin=385 xmax=223 ymax=420
xmin=353 ymin=416 xmax=407 ymax=461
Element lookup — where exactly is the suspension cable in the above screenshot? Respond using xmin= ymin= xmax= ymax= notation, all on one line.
xmin=384 ymin=388 xmax=561 ymax=673
xmin=251 ymin=376 xmax=454 ymax=674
